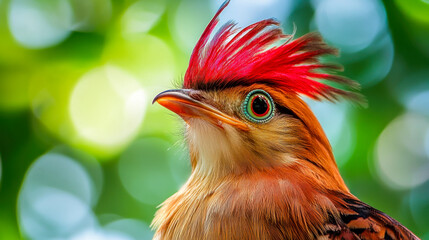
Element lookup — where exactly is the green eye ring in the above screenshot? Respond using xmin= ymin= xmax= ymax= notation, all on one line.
xmin=241 ymin=89 xmax=275 ymax=123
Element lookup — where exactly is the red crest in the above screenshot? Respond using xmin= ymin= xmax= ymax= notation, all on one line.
xmin=184 ymin=0 xmax=363 ymax=102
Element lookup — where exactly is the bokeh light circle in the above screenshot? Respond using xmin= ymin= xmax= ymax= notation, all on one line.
xmin=314 ymin=0 xmax=386 ymax=52
xmin=118 ymin=137 xmax=179 ymax=205
xmin=18 ymin=153 xmax=98 ymax=239
xmin=19 ymin=188 xmax=95 ymax=238
xmin=51 ymin=145 xmax=104 ymax=206
xmin=121 ymin=0 xmax=166 ymax=35
xmin=8 ymin=0 xmax=73 ymax=49
xmin=105 ymin=218 xmax=153 ymax=239
xmin=70 ymin=65 xmax=147 ymax=148
xmin=70 ymin=228 xmax=133 ymax=240
xmin=375 ymin=112 xmax=429 ymax=189
xmin=406 ymin=90 xmax=429 ymax=117
xmin=20 ymin=153 xmax=96 ymax=204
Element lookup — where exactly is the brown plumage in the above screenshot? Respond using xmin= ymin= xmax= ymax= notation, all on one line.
xmin=151 ymin=1 xmax=419 ymax=239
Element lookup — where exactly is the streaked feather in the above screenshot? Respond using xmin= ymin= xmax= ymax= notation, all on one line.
xmin=322 ymin=191 xmax=419 ymax=240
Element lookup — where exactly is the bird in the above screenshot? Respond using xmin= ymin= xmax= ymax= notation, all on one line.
xmin=151 ymin=1 xmax=419 ymax=239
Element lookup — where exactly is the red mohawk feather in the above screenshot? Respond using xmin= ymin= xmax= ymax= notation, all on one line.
xmin=184 ymin=0 xmax=363 ymax=103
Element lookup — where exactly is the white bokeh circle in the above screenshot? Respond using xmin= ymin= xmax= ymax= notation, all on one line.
xmin=375 ymin=112 xmax=429 ymax=189
xmin=315 ymin=0 xmax=386 ymax=53
xmin=18 ymin=153 xmax=98 ymax=239
xmin=70 ymin=65 xmax=147 ymax=148
xmin=8 ymin=0 xmax=73 ymax=48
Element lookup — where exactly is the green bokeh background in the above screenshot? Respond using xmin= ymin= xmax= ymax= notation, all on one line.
xmin=0 ymin=0 xmax=429 ymax=239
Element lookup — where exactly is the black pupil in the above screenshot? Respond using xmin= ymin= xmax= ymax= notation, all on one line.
xmin=252 ymin=96 xmax=268 ymax=115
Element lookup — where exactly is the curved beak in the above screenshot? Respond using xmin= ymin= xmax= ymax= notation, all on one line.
xmin=153 ymin=89 xmax=249 ymax=131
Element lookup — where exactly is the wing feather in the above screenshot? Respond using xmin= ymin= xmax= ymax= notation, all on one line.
xmin=321 ymin=191 xmax=420 ymax=240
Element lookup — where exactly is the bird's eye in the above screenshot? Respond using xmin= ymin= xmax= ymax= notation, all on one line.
xmin=242 ymin=89 xmax=275 ymax=123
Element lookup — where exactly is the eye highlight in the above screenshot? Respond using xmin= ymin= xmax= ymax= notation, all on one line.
xmin=242 ymin=89 xmax=275 ymax=123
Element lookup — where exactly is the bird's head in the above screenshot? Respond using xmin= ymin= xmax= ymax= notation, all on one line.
xmin=154 ymin=1 xmax=363 ymax=188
